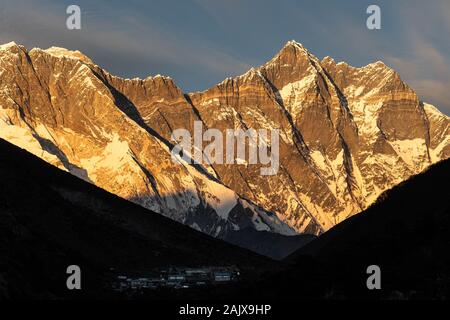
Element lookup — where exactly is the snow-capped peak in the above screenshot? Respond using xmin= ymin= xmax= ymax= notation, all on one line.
xmin=322 ymin=56 xmax=335 ymax=63
xmin=0 ymin=41 xmax=18 ymax=51
xmin=41 ymin=46 xmax=93 ymax=64
xmin=285 ymin=39 xmax=306 ymax=49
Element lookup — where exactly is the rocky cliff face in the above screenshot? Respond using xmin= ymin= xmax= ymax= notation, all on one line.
xmin=1 ymin=40 xmax=449 ymax=242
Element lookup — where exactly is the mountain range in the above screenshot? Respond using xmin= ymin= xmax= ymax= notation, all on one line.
xmin=0 ymin=40 xmax=449 ymax=257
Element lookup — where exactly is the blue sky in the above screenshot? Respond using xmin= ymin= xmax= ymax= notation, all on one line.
xmin=1 ymin=0 xmax=449 ymax=114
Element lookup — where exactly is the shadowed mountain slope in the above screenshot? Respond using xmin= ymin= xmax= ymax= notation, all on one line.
xmin=0 ymin=138 xmax=274 ymax=299
xmin=238 ymin=159 xmax=450 ymax=299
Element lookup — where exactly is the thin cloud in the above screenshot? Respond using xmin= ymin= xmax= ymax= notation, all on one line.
xmin=385 ymin=33 xmax=450 ymax=114
xmin=0 ymin=0 xmax=251 ymax=86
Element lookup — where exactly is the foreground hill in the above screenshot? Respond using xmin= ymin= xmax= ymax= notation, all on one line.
xmin=0 ymin=139 xmax=273 ymax=299
xmin=235 ymin=159 xmax=449 ymax=299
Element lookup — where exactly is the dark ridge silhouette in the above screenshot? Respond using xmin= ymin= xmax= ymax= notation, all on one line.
xmin=248 ymin=159 xmax=450 ymax=299
xmin=0 ymin=138 xmax=275 ymax=299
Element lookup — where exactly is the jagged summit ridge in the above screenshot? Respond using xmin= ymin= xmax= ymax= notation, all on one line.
xmin=38 ymin=46 xmax=94 ymax=64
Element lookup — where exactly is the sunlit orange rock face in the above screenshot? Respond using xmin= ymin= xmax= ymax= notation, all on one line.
xmin=1 ymin=40 xmax=449 ymax=240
